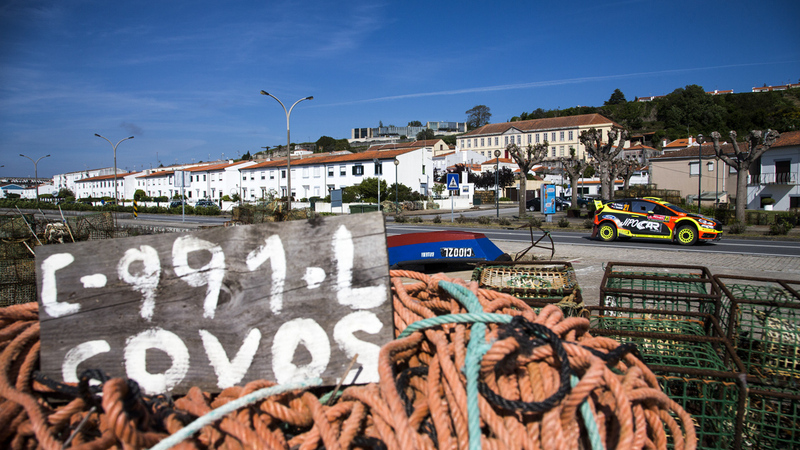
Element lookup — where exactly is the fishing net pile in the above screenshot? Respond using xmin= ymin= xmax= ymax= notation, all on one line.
xmin=0 ymin=271 xmax=696 ymax=449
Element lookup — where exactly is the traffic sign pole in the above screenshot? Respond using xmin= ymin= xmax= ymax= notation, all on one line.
xmin=446 ymin=173 xmax=460 ymax=223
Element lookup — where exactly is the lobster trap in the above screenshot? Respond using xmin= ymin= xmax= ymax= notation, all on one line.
xmin=0 ymin=214 xmax=37 ymax=307
xmin=600 ymin=262 xmax=722 ymax=318
xmin=587 ymin=306 xmax=747 ymax=450
xmin=714 ymin=275 xmax=800 ymax=448
xmin=471 ymin=261 xmax=583 ymax=315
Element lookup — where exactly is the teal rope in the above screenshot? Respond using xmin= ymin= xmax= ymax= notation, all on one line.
xmin=397 ymin=313 xmax=512 ymax=338
xmin=148 ymin=378 xmax=322 ymax=450
xmin=437 ymin=281 xmax=492 ymax=450
xmin=571 ymin=374 xmax=604 ymax=450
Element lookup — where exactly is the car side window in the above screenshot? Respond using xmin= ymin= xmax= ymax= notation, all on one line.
xmin=650 ymin=204 xmax=674 ymax=216
xmin=631 ymin=201 xmax=650 ymax=214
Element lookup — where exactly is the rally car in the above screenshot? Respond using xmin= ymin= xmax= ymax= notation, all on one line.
xmin=591 ymin=197 xmax=722 ymax=245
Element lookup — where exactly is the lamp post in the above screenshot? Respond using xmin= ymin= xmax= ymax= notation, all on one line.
xmin=494 ymin=149 xmax=501 ymax=217
xmin=94 ymin=134 xmax=134 ymax=205
xmin=394 ymin=158 xmax=400 ymax=213
xmin=696 ymin=134 xmax=704 ymax=210
xmin=19 ymin=153 xmax=50 ymax=205
xmin=260 ymin=91 xmax=313 ymax=212
xmin=373 ymin=158 xmax=381 ymax=209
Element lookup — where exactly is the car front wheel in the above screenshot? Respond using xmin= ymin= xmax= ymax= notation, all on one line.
xmin=598 ymin=222 xmax=617 ymax=242
xmin=675 ymin=224 xmax=698 ymax=246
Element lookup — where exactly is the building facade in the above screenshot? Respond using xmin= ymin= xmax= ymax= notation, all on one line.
xmin=457 ymin=114 xmax=625 ymax=161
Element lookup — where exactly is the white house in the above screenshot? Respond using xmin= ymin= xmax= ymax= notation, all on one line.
xmin=747 ymin=130 xmax=800 ymax=210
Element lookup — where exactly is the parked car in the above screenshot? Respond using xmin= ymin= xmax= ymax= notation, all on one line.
xmin=525 ymin=196 xmax=570 ymax=212
xmin=195 ymin=199 xmax=219 ymax=209
xmin=562 ymin=196 xmax=590 ymax=208
xmin=169 ymin=200 xmax=186 ymax=208
xmin=591 ymin=197 xmax=722 ymax=245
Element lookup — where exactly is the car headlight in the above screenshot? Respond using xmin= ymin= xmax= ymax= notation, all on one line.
xmin=697 ymin=219 xmax=715 ymax=228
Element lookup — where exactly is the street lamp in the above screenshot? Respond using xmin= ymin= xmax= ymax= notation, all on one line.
xmin=696 ymin=134 xmax=704 ymax=210
xmin=94 ymin=134 xmax=134 ymax=205
xmin=260 ymin=91 xmax=313 ymax=212
xmin=19 ymin=153 xmax=50 ymax=205
xmin=494 ymin=149 xmax=501 ymax=217
xmin=394 ymin=158 xmax=400 ymax=213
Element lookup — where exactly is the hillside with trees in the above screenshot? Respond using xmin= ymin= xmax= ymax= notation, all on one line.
xmin=510 ymin=84 xmax=800 ymax=147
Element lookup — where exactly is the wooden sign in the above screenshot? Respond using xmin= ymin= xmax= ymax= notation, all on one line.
xmin=35 ymin=212 xmax=391 ymax=395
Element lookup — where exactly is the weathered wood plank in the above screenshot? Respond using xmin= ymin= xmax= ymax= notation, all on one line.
xmin=35 ymin=212 xmax=391 ymax=395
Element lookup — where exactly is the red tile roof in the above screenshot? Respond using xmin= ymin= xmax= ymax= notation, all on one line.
xmin=654 ymin=131 xmax=800 ymax=159
xmin=368 ymin=139 xmax=442 ymax=151
xmin=462 ymin=114 xmax=619 ymax=137
xmin=244 ymin=148 xmax=419 ymax=170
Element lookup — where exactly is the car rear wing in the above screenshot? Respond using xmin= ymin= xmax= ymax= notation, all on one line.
xmin=593 ymin=199 xmax=604 ymax=212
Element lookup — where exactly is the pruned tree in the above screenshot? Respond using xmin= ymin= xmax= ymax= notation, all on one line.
xmin=711 ymin=129 xmax=780 ymax=223
xmin=579 ymin=128 xmax=630 ymax=200
xmin=508 ymin=142 xmax=549 ymax=216
xmin=557 ymin=147 xmax=588 ymax=209
xmin=614 ymin=157 xmax=639 ymax=191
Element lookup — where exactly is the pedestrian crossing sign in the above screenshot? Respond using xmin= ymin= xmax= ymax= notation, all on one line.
xmin=446 ymin=173 xmax=460 ymax=191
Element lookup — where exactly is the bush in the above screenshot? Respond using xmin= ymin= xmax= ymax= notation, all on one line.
xmin=558 ymin=217 xmax=570 ymax=228
xmin=728 ymin=221 xmax=747 ymax=234
xmin=498 ymin=217 xmax=511 ymax=226
xmin=499 ymin=197 xmax=511 ymax=201
xmin=455 ymin=214 xmax=470 ymax=224
xmin=395 ymin=215 xmax=407 ymax=223
xmin=410 ymin=216 xmax=423 ymax=223
xmin=527 ymin=217 xmax=543 ymax=228
xmin=768 ymin=221 xmax=792 ymax=236
xmin=583 ymin=219 xmax=594 ymax=229
xmin=432 ymin=215 xmax=441 ymax=223
xmin=477 ymin=216 xmax=491 ymax=225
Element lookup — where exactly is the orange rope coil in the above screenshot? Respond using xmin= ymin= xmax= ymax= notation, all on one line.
xmin=0 ymin=272 xmax=696 ymax=449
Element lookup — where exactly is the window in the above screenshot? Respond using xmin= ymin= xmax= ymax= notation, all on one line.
xmin=261 ymin=171 xmax=265 ymax=180
xmin=494 ymin=137 xmax=498 ymax=146
xmin=353 ymin=165 xmax=364 ymax=176
xmin=527 ymin=134 xmax=531 ymax=144
xmin=689 ymin=162 xmax=699 ymax=175
xmin=270 ymin=171 xmax=275 ymax=179
xmin=505 ymin=136 xmax=509 ymax=145
xmin=474 ymin=139 xmax=477 ymax=147
xmin=559 ymin=146 xmax=564 ymax=156
xmin=568 ymin=130 xmax=574 ymax=140
xmin=551 ymin=147 xmax=556 ymax=157
xmin=374 ymin=161 xmax=382 ymax=175
xmin=551 ymin=132 xmax=556 ymax=142
xmin=282 ymin=170 xmax=287 ymax=179
xmin=467 ymin=140 xmax=471 ymax=148
xmin=313 ymin=167 xmax=320 ymax=177
xmin=791 ymin=197 xmax=800 ymax=209
xmin=707 ymin=161 xmax=714 ymax=172
xmin=517 ymin=135 xmax=521 ymax=144
xmin=536 ymin=134 xmax=540 ymax=143
xmin=559 ymin=131 xmax=565 ymax=141
xmin=340 ymin=165 xmax=346 ymax=176
xmin=303 ymin=167 xmax=309 ymax=178
xmin=480 ymin=138 xmax=484 ymax=147
xmin=203 ymin=175 xmax=207 ymax=181
xmin=328 ymin=166 xmax=334 ymax=177
xmin=422 ymin=164 xmax=426 ymax=175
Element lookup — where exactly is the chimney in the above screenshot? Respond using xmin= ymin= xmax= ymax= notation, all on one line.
xmin=688 ymin=136 xmax=693 ymax=146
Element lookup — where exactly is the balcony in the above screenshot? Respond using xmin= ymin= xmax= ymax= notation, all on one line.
xmin=748 ymin=172 xmax=798 ymax=185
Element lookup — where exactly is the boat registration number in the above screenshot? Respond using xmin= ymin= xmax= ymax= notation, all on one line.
xmin=440 ymin=247 xmax=474 ymax=258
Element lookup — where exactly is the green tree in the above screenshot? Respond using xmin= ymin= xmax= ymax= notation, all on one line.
xmin=241 ymin=151 xmax=252 ymax=160
xmin=416 ymin=129 xmax=435 ymax=140
xmin=407 ymin=120 xmax=422 ymax=127
xmin=356 ymin=177 xmax=388 ymax=202
xmin=605 ymin=89 xmax=627 ymax=105
xmin=57 ymin=188 xmax=75 ymax=198
xmin=557 ymin=148 xmax=589 ymax=209
xmin=316 ymin=136 xmax=337 ymax=152
xmin=134 ymin=189 xmax=148 ymax=201
xmin=388 ymin=183 xmax=415 ymax=202
xmin=465 ymin=105 xmax=492 ymax=129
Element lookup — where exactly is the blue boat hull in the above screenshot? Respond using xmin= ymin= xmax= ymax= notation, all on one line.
xmin=387 ymin=231 xmax=508 ymax=268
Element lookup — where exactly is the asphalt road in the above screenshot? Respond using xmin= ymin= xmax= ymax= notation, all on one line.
xmin=385 ymin=224 xmax=800 ymax=258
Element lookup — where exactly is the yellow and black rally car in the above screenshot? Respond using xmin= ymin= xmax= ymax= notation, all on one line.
xmin=591 ymin=197 xmax=722 ymax=245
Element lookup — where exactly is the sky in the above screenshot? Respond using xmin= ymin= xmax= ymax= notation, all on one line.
xmin=1 ymin=0 xmax=799 ymax=179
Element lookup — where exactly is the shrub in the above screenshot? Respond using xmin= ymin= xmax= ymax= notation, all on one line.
xmin=433 ymin=215 xmax=441 ymax=223
xmin=583 ymin=219 xmax=594 ymax=229
xmin=728 ymin=221 xmax=747 ymax=234
xmin=410 ymin=216 xmax=423 ymax=223
xmin=455 ymin=214 xmax=470 ymax=224
xmin=558 ymin=217 xmax=570 ymax=228
xmin=395 ymin=215 xmax=407 ymax=223
xmin=498 ymin=217 xmax=511 ymax=226
xmin=527 ymin=217 xmax=543 ymax=228
xmin=499 ymin=197 xmax=511 ymax=201
xmin=768 ymin=221 xmax=791 ymax=236
xmin=477 ymin=216 xmax=491 ymax=225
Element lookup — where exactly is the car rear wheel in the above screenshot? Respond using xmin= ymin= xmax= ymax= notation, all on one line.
xmin=598 ymin=222 xmax=617 ymax=242
xmin=675 ymin=224 xmax=698 ymax=246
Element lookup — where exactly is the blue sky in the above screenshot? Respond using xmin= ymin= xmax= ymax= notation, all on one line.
xmin=2 ymin=0 xmax=799 ymax=178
